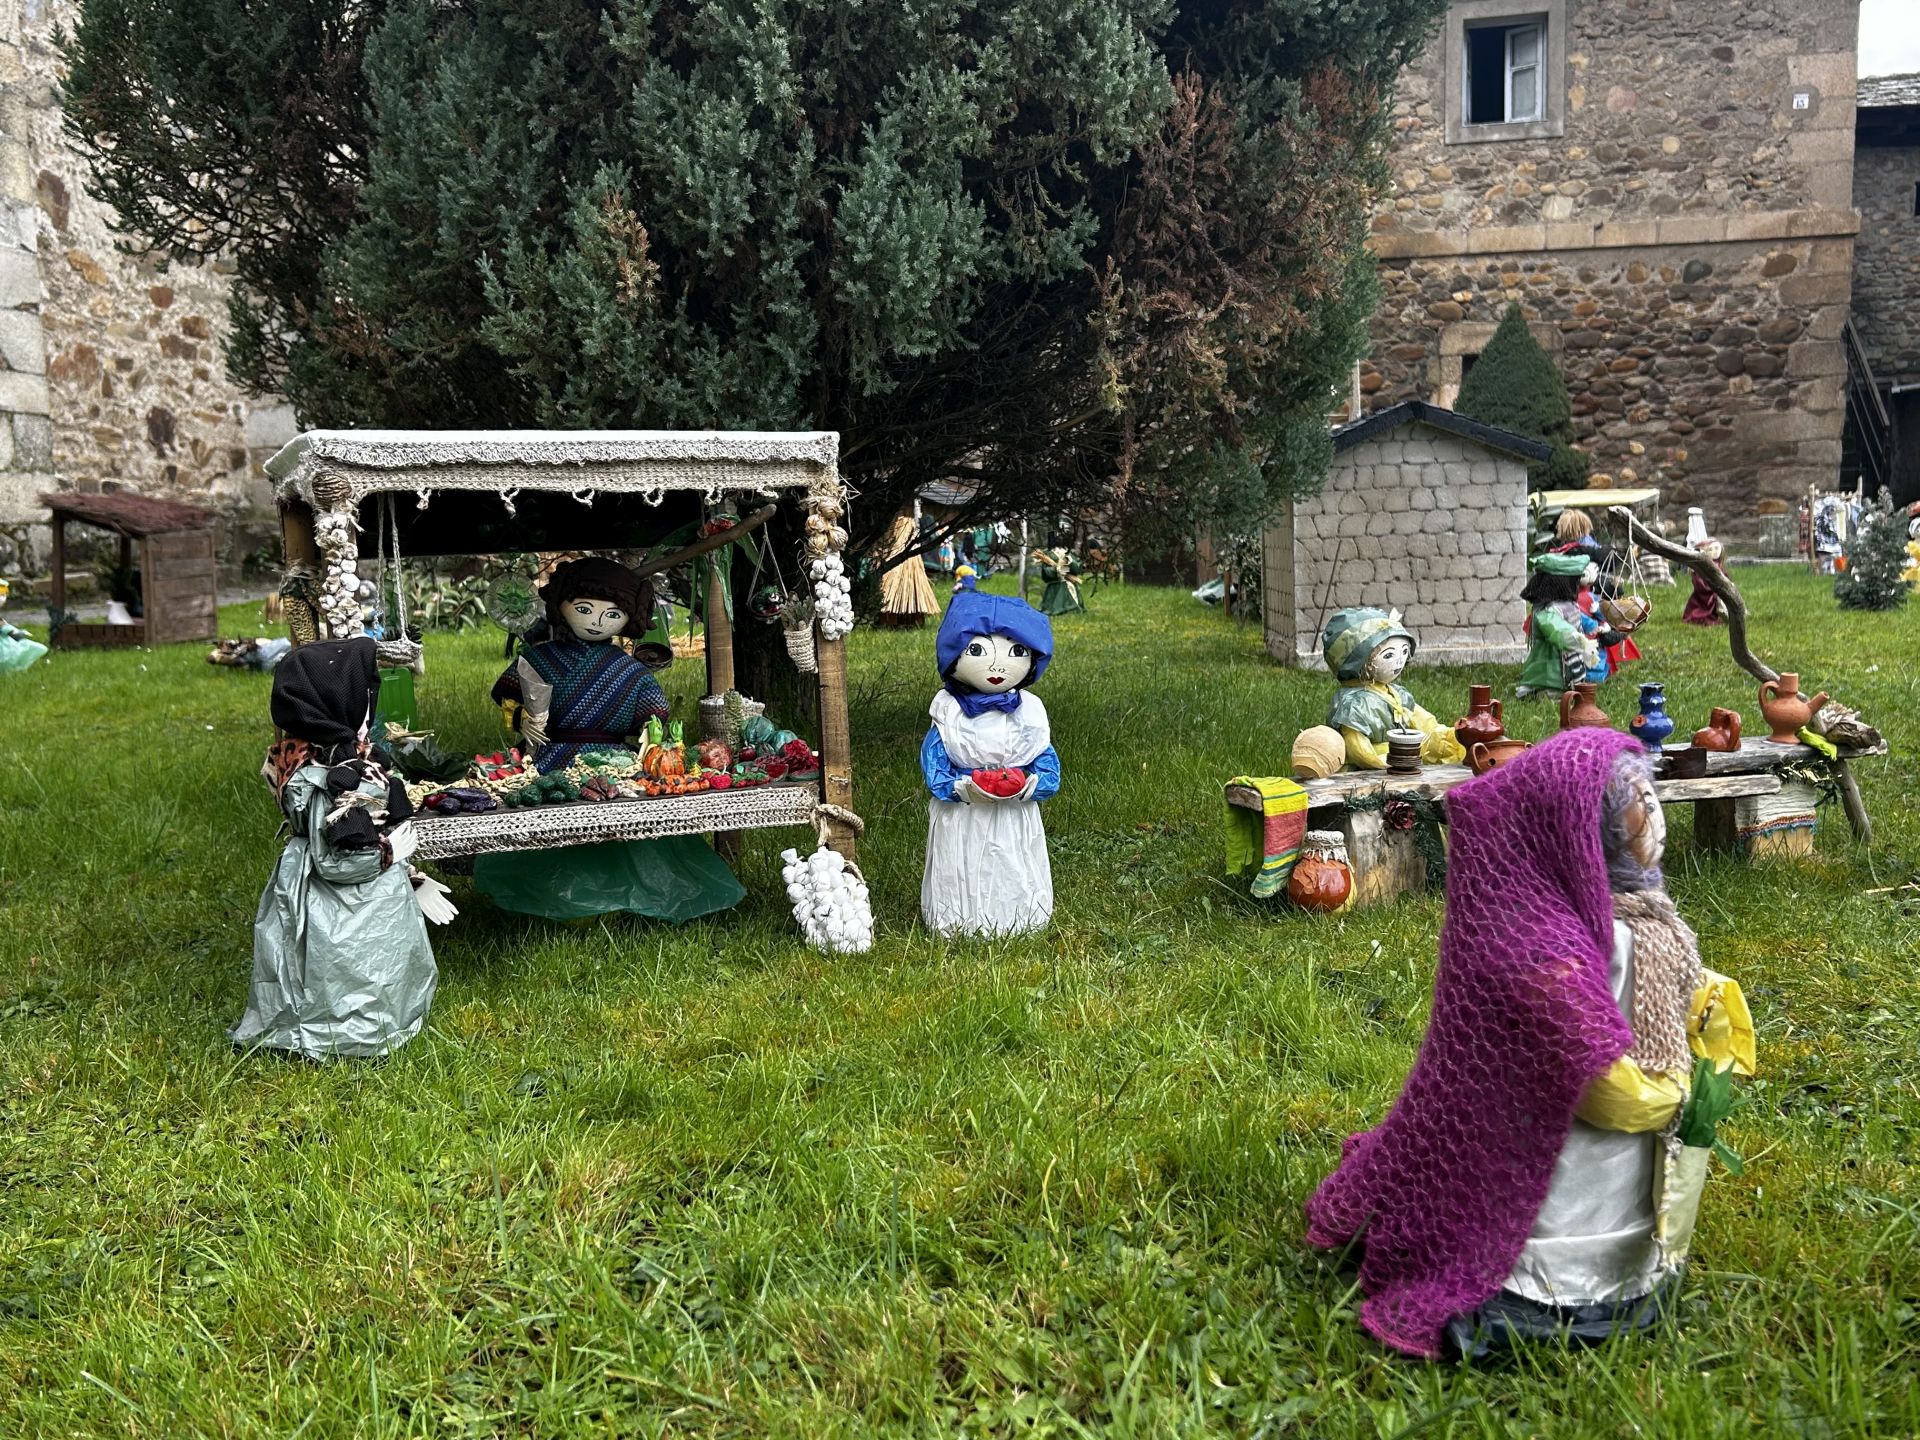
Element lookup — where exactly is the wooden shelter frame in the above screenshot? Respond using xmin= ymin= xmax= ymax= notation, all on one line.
xmin=270 ymin=430 xmax=857 ymax=863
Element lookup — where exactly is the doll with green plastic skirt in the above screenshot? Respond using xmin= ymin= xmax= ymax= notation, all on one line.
xmin=1320 ymin=607 xmax=1466 ymax=771
xmin=1519 ymin=551 xmax=1626 ymax=698
xmin=472 ymin=557 xmax=744 ymax=923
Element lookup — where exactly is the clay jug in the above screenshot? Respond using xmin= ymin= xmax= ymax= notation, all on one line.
xmin=1454 ymin=683 xmax=1506 ymax=751
xmin=1629 ymin=682 xmax=1675 ymax=751
xmin=1558 ymin=682 xmax=1609 ymax=732
xmin=1758 ymin=672 xmax=1830 ymax=745
xmin=1288 ymin=831 xmax=1354 ymax=914
xmin=1690 ymin=707 xmax=1742 ymax=752
xmin=1469 ymin=737 xmax=1531 ymax=775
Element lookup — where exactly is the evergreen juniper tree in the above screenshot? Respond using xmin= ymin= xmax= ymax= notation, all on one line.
xmin=63 ymin=0 xmax=1442 ymax=556
xmin=1833 ymin=494 xmax=1912 ymax=611
xmin=1453 ymin=302 xmax=1591 ymax=491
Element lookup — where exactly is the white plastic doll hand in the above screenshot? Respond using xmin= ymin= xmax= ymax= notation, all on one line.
xmin=387 ymin=819 xmax=419 ymax=865
xmin=954 ymin=777 xmax=991 ymax=804
xmin=1016 ymin=772 xmax=1040 ymax=801
xmin=520 ymin=709 xmax=549 ymax=750
xmin=412 ymin=870 xmax=459 ymax=925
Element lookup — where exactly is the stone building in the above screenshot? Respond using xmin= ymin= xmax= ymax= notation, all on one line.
xmin=1361 ymin=0 xmax=1860 ymax=537
xmin=1852 ymin=74 xmax=1920 ymax=504
xmin=1262 ymin=400 xmax=1539 ymax=668
xmin=0 ymin=0 xmax=293 ymax=576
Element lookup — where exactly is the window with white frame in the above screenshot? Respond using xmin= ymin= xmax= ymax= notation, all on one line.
xmin=1465 ymin=19 xmax=1544 ymax=126
xmin=1443 ymin=1 xmax=1563 ymax=144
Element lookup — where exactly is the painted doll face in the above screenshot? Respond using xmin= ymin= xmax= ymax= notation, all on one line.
xmin=951 ymin=634 xmax=1033 ymax=694
xmin=1363 ymin=638 xmax=1411 ymax=684
xmin=562 ymin=596 xmax=628 ymax=643
xmin=1623 ymin=775 xmax=1667 ymax=868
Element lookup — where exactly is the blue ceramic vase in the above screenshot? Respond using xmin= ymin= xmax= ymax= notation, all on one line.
xmin=1629 ymin=682 xmax=1675 ymax=751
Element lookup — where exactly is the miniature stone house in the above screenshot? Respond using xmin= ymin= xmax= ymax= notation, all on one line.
xmin=1262 ymin=401 xmax=1545 ymax=668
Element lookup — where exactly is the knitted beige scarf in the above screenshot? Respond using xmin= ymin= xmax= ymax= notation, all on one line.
xmin=1612 ymin=888 xmax=1701 ymax=1078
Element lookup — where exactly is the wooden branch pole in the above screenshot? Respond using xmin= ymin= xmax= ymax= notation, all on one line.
xmin=815 ymin=628 xmax=857 ymax=860
xmin=1608 ymin=506 xmax=1775 ymax=684
xmin=1610 ymin=504 xmax=1874 ymax=847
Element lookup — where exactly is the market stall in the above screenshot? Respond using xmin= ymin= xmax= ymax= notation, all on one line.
xmin=269 ymin=430 xmax=858 ymax=868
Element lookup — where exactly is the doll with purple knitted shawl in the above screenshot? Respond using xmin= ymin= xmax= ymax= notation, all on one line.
xmin=1304 ymin=729 xmax=1728 ymax=1358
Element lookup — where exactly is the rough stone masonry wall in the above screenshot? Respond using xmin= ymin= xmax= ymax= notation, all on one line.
xmin=2 ymin=0 xmax=293 ymax=575
xmin=1264 ymin=423 xmax=1529 ymax=668
xmin=0 ymin=0 xmax=51 ymax=553
xmin=1375 ymin=0 xmax=1857 ymax=233
xmin=1368 ymin=234 xmax=1852 ymax=513
xmin=1365 ymin=0 xmax=1858 ymax=538
xmin=1851 ymin=144 xmax=1920 ymax=386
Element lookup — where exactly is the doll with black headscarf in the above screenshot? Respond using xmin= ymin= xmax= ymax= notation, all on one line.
xmin=232 ymin=637 xmax=445 ymax=1060
xmin=491 ymin=556 xmax=674 ymax=773
xmin=474 ymin=556 xmax=744 ymax=922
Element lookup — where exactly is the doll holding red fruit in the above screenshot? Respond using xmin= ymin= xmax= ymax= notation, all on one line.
xmin=919 ymin=576 xmax=1061 ymax=936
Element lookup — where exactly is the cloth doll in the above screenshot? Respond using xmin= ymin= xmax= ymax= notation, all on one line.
xmin=1320 ymin=608 xmax=1466 ymax=770
xmin=474 ymin=557 xmax=743 ymax=922
xmin=920 ymin=582 xmax=1061 ymax=936
xmin=1552 ymin=510 xmax=1638 ymax=672
xmin=0 ymin=579 xmax=46 ymax=674
xmin=1682 ymin=538 xmax=1727 ymax=626
xmin=1518 ymin=553 xmax=1621 ymax=696
xmin=1304 ymin=731 xmax=1755 ymax=1359
xmin=1034 ymin=539 xmax=1085 ymax=616
xmin=233 ymin=637 xmax=448 ymax=1059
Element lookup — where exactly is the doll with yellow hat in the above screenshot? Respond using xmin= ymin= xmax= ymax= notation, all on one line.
xmin=1320 ymin=607 xmax=1466 ymax=771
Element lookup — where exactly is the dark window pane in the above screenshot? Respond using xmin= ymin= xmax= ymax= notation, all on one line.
xmin=1467 ymin=26 xmax=1509 ymax=125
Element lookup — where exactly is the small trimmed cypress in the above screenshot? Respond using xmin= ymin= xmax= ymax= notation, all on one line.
xmin=1453 ymin=303 xmax=1591 ymax=490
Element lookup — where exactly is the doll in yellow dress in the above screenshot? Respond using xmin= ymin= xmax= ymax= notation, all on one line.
xmin=1319 ymin=607 xmax=1465 ymax=770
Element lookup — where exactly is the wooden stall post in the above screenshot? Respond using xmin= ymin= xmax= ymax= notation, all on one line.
xmin=48 ymin=514 xmax=65 ymax=616
xmin=704 ymin=550 xmax=734 ymax=693
xmin=279 ymin=499 xmax=320 ymax=649
xmin=704 ymin=548 xmax=741 ymax=859
xmin=815 ymin=628 xmax=857 ymax=860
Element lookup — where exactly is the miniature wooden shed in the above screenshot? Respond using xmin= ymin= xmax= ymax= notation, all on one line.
xmin=1262 ymin=401 xmax=1548 ymax=668
xmin=40 ymin=490 xmax=219 ymax=648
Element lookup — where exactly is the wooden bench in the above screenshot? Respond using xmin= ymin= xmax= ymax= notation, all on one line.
xmin=1226 ymin=737 xmax=1886 ymax=909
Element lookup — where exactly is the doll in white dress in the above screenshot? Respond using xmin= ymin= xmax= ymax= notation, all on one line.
xmin=919 ymin=579 xmax=1061 ymax=936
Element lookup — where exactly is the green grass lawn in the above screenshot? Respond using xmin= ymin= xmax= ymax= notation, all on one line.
xmin=2 ymin=568 xmax=1917 ymax=1438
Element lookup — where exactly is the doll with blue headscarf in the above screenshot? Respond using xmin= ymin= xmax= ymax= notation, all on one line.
xmin=921 ymin=577 xmax=1062 ymax=936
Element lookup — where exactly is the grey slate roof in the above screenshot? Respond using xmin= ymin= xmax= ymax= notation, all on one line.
xmin=1859 ymin=73 xmax=1920 ymax=109
xmin=1332 ymin=400 xmax=1554 ymax=463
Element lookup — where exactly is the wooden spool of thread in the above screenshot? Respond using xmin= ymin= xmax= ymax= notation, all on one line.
xmin=1386 ymin=728 xmax=1425 ymax=773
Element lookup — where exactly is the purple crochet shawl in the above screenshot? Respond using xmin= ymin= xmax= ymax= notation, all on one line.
xmin=1304 ymin=728 xmax=1640 ymax=1358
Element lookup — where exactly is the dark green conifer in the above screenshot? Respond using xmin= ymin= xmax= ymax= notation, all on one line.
xmin=1454 ymin=302 xmax=1591 ymax=490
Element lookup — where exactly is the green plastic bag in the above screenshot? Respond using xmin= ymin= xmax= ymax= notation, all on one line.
xmin=472 ymin=836 xmax=745 ymax=923
xmin=374 ymin=666 xmax=418 ymax=734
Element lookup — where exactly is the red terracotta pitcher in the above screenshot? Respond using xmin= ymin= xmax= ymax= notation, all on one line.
xmin=1558 ymin=682 xmax=1610 ymax=732
xmin=1758 ymin=672 xmax=1829 ymax=745
xmin=1454 ymin=683 xmax=1505 ymax=751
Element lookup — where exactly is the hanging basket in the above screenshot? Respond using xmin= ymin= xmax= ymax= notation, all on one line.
xmin=783 ymin=619 xmax=818 ymax=674
xmin=1601 ymin=594 xmax=1652 ymax=634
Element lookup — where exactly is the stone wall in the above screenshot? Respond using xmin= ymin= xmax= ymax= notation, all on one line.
xmin=1375 ymin=0 xmax=1858 ymax=238
xmin=1263 ymin=419 xmax=1530 ymax=668
xmin=1851 ymin=143 xmax=1920 ymax=386
xmin=0 ymin=0 xmax=51 ymax=548
xmin=1367 ymin=233 xmax=1852 ymax=515
xmin=0 ymin=0 xmax=293 ymax=576
xmin=1364 ymin=0 xmax=1858 ymax=537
